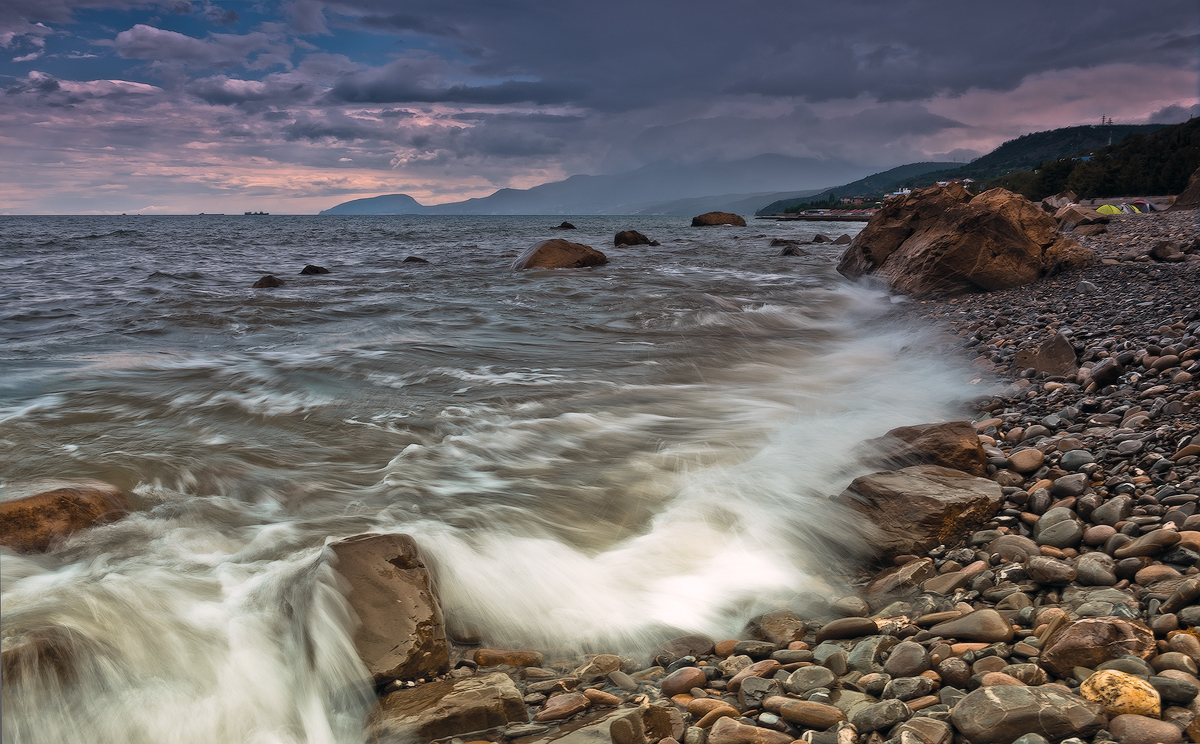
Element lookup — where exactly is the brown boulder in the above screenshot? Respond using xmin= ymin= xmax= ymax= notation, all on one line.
xmin=325 ymin=533 xmax=449 ymax=684
xmin=864 ymin=421 xmax=989 ymax=477
xmin=251 ymin=275 xmax=284 ymax=288
xmin=1168 ymin=164 xmax=1200 ymax=211
xmin=834 ymin=465 xmax=1003 ymax=560
xmin=614 ymin=230 xmax=655 ymax=246
xmin=511 ymin=239 xmax=608 ymax=270
xmin=691 ymin=212 xmax=747 ymax=227
xmin=1041 ymin=190 xmax=1078 ymax=211
xmin=837 ymin=185 xmax=1094 ymax=297
xmin=369 ymin=671 xmax=526 ymax=741
xmin=0 ymin=483 xmax=131 ymax=553
xmin=1054 ymin=204 xmax=1108 ymax=231
xmin=1014 ymin=333 xmax=1078 ymax=377
xmin=1039 ymin=616 xmax=1155 ymax=678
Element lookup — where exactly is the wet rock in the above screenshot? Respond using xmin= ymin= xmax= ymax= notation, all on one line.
xmin=745 ymin=610 xmax=807 ymax=646
xmin=891 ymin=717 xmax=953 ymax=744
xmin=1026 ymin=556 xmax=1076 ymax=585
xmin=847 ymin=635 xmax=899 ymax=675
xmin=864 ymin=558 xmax=935 ymax=597
xmin=661 ymin=667 xmax=708 ymax=697
xmin=369 ymin=671 xmax=526 ymax=741
xmin=850 ymin=699 xmax=911 ymax=733
xmin=929 ymin=609 xmax=1014 ymax=643
xmin=474 ymin=648 xmax=544 ymax=667
xmin=252 ymin=275 xmax=284 ymax=287
xmin=402 ymin=256 xmax=429 ymax=263
xmin=299 ymin=264 xmax=330 ymax=274
xmin=777 ymin=700 xmax=845 ymax=729
xmin=706 ymin=716 xmax=791 ymax=744
xmin=654 ymin=635 xmax=716 ymax=667
xmin=1113 ymin=529 xmax=1180 ymax=558
xmin=1015 ymin=333 xmax=1078 ymax=377
xmin=1091 ymin=495 xmax=1134 ymax=527
xmin=554 ymin=221 xmax=577 ymax=229
xmin=883 ymin=641 xmax=930 ymax=678
xmin=1033 ymin=507 xmax=1084 ymax=549
xmin=1039 ymin=616 xmax=1155 ymax=677
xmin=836 ymin=185 xmax=1093 ymax=297
xmin=865 ymin=421 xmax=990 ymax=477
xmin=691 ymin=212 xmax=746 ymax=227
xmin=534 ymin=692 xmax=591 ymax=722
xmin=511 ymin=239 xmax=608 ymax=270
xmin=948 ymin=685 xmax=1106 ymax=744
xmin=815 ymin=617 xmax=878 ymax=642
xmin=784 ymin=665 xmax=838 ymax=695
xmin=834 ymin=465 xmax=1003 ymax=560
xmin=831 ymin=596 xmax=870 ymax=617
xmin=727 ymin=660 xmax=781 ymax=692
xmin=1079 ymin=669 xmax=1161 ymax=716
xmin=1107 ymin=713 xmax=1185 ymax=744
xmin=1075 ymin=552 xmax=1118 ymax=586
xmin=614 ymin=230 xmax=654 ymax=247
xmin=325 ymin=533 xmax=449 ymax=683
xmin=0 ymin=483 xmax=131 ymax=553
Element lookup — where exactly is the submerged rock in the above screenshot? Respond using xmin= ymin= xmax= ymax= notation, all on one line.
xmin=865 ymin=420 xmax=990 ymax=477
xmin=614 ymin=230 xmax=656 ymax=247
xmin=691 ymin=212 xmax=746 ymax=227
xmin=511 ymin=239 xmax=608 ymax=270
xmin=251 ymin=275 xmax=284 ymax=288
xmin=299 ymin=264 xmax=330 ymax=274
xmin=325 ymin=533 xmax=449 ymax=684
xmin=0 ymin=483 xmax=131 ymax=553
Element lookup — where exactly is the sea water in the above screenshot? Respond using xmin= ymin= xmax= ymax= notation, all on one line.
xmin=0 ymin=214 xmax=980 ymax=743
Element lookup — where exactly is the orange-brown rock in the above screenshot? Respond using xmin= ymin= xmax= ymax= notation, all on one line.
xmin=511 ymin=239 xmax=608 ymax=270
xmin=326 ymin=534 xmax=449 ymax=683
xmin=727 ymin=659 xmax=781 ymax=692
xmin=1039 ymin=616 xmax=1155 ymax=678
xmin=836 ymin=185 xmax=1094 ymax=297
xmin=534 ymin=692 xmax=590 ymax=722
xmin=865 ymin=421 xmax=990 ymax=477
xmin=707 ymin=716 xmax=792 ymax=744
xmin=1168 ymin=164 xmax=1200 ymax=211
xmin=778 ymin=700 xmax=846 ymax=729
xmin=473 ymin=648 xmax=545 ymax=668
xmin=834 ymin=465 xmax=1003 ymax=560
xmin=691 ymin=211 xmax=746 ymax=227
xmin=0 ymin=483 xmax=131 ymax=553
xmin=369 ymin=672 xmax=527 ymax=741
xmin=660 ymin=666 xmax=708 ymax=697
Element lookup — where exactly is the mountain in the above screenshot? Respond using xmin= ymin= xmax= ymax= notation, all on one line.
xmin=631 ymin=189 xmax=826 ymax=216
xmin=756 ymin=162 xmax=957 ymax=214
xmin=985 ymin=117 xmax=1200 ymax=200
xmin=319 ymin=155 xmax=867 ymax=215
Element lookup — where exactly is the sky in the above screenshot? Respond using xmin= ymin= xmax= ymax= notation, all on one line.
xmin=1 ymin=1 xmax=1197 ymax=215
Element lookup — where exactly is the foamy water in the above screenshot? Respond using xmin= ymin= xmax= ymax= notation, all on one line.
xmin=1 ymin=215 xmax=979 ymax=743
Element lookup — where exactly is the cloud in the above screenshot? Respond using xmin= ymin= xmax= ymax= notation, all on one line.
xmin=1148 ymin=103 xmax=1200 ymax=124
xmin=113 ymin=24 xmax=290 ymax=69
xmin=324 ymin=56 xmax=572 ymax=104
xmin=187 ymin=73 xmax=315 ymax=105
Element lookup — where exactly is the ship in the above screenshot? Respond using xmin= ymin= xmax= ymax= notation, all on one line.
xmin=244 ymin=211 xmax=269 ymax=215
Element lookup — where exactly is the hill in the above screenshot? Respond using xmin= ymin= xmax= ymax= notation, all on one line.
xmin=756 ymin=162 xmax=956 ymax=214
xmin=984 ymin=117 xmax=1200 ymax=200
xmin=319 ymin=155 xmax=866 ymax=216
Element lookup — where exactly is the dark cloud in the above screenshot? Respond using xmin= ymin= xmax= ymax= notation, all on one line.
xmin=1149 ymin=103 xmax=1200 ymax=124
xmin=325 ymin=57 xmax=572 ymax=104
xmin=187 ymin=74 xmax=315 ymax=105
xmin=113 ymin=24 xmax=289 ymax=68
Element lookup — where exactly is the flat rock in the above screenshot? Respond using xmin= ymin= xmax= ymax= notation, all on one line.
xmin=369 ymin=672 xmax=526 ymax=741
xmin=778 ymin=700 xmax=845 ymax=729
xmin=691 ymin=212 xmax=746 ymax=227
xmin=534 ymin=692 xmax=590 ymax=722
xmin=834 ymin=464 xmax=1003 ymax=560
xmin=815 ymin=617 xmax=878 ymax=642
xmin=948 ymin=685 xmax=1106 ymax=744
xmin=929 ymin=609 xmax=1014 ymax=643
xmin=325 ymin=533 xmax=449 ymax=683
xmin=475 ymin=648 xmax=544 ymax=667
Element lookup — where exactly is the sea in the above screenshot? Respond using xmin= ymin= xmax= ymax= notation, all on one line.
xmin=0 ymin=214 xmax=981 ymax=744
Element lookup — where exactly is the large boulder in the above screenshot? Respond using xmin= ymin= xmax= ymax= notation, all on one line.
xmin=1038 ymin=616 xmax=1155 ymax=678
xmin=863 ymin=421 xmax=989 ymax=477
xmin=1053 ymin=204 xmax=1108 ymax=231
xmin=369 ymin=672 xmax=527 ymax=741
xmin=834 ymin=464 xmax=1003 ymax=560
xmin=511 ymin=239 xmax=608 ymax=270
xmin=614 ymin=230 xmax=656 ymax=246
xmin=691 ymin=211 xmax=746 ymax=227
xmin=0 ymin=483 xmax=131 ymax=553
xmin=836 ymin=185 xmax=1093 ymax=297
xmin=325 ymin=533 xmax=449 ymax=684
xmin=1168 ymin=164 xmax=1200 ymax=211
xmin=948 ymin=685 xmax=1107 ymax=744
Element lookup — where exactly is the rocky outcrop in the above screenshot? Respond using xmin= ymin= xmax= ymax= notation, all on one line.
xmin=864 ymin=421 xmax=990 ymax=477
xmin=691 ymin=212 xmax=746 ymax=227
xmin=369 ymin=671 xmax=526 ymax=741
xmin=299 ymin=264 xmax=329 ymax=274
xmin=325 ymin=533 xmax=449 ymax=684
xmin=0 ymin=483 xmax=131 ymax=552
xmin=836 ymin=185 xmax=1094 ymax=297
xmin=511 ymin=239 xmax=608 ymax=270
xmin=834 ymin=464 xmax=1003 ymax=560
xmin=1167 ymin=164 xmax=1200 ymax=211
xmin=614 ymin=230 xmax=658 ymax=247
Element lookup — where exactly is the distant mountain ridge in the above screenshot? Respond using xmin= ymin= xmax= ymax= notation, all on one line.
xmin=756 ymin=162 xmax=957 ymax=215
xmin=320 ymin=155 xmax=866 ymax=216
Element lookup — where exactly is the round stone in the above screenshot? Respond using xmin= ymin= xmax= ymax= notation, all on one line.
xmin=1108 ymin=714 xmax=1185 ymax=744
xmin=1080 ymin=669 xmax=1161 ymax=716
xmin=815 ymin=617 xmax=878 ymax=642
xmin=1060 ymin=450 xmax=1096 ymax=471
xmin=883 ymin=641 xmax=930 ymax=678
xmin=1009 ymin=448 xmax=1045 ymax=473
xmin=1082 ymin=524 xmax=1117 ymax=547
xmin=660 ymin=666 xmax=708 ymax=697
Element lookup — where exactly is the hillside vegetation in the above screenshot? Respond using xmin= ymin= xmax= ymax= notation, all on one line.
xmin=985 ymin=117 xmax=1200 ymax=200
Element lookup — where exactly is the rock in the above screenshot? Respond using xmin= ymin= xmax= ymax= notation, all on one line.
xmin=1026 ymin=556 xmax=1076 ymax=585
xmin=1075 ymin=552 xmax=1117 ymax=586
xmin=660 ymin=667 xmax=708 ymax=697
xmin=1088 ymin=357 xmax=1125 ymax=387
xmin=847 ymin=635 xmax=899 ymax=675
xmin=691 ymin=212 xmax=746 ymax=227
xmin=573 ymin=654 xmax=623 ymax=678
xmin=1007 ymin=447 xmax=1046 ymax=474
xmin=252 ymin=275 xmax=284 ymax=287
xmin=833 ymin=234 xmax=852 ymax=245
xmin=746 ymin=610 xmax=807 ymax=646
xmin=554 ymin=221 xmax=577 ymax=229
xmin=850 ymin=699 xmax=911 ymax=733
xmin=706 ymin=716 xmax=791 ymax=744
xmin=1092 ymin=495 xmax=1134 ymax=527
xmin=1108 ymin=713 xmax=1186 ymax=744
xmin=778 ymin=700 xmax=845 ymax=729
xmin=1054 ymin=204 xmax=1108 ymax=230
xmin=929 ymin=609 xmax=1014 ymax=643
xmin=474 ymin=648 xmax=544 ymax=667
xmin=948 ymin=685 xmax=1106 ymax=744
xmin=835 ymin=465 xmax=1002 ymax=560
xmin=402 ymin=256 xmax=429 ymax=263
xmin=1042 ymin=190 xmax=1079 ymax=211
xmin=1113 ymin=529 xmax=1180 ymax=558
xmin=1167 ymin=164 xmax=1200 ymax=211
xmin=784 ymin=665 xmax=838 ymax=695
xmin=865 ymin=421 xmax=990 ymax=477
xmin=654 ymin=636 xmax=716 ymax=667
xmin=0 ymin=484 xmax=132 ymax=553
xmin=615 ymin=230 xmax=653 ymax=247
xmin=836 ymin=185 xmax=1094 ymax=297
xmin=831 ymin=596 xmax=870 ymax=617
xmin=1033 ymin=507 xmax=1084 ymax=549
xmin=778 ymin=245 xmax=808 ymax=256
xmin=727 ymin=660 xmax=781 ymax=692
xmin=369 ymin=671 xmax=527 ymax=741
xmin=536 ymin=705 xmax=682 ymax=744
xmin=325 ymin=534 xmax=449 ymax=683
xmin=891 ymin=717 xmax=953 ymax=744
xmin=1160 ymin=576 xmax=1200 ymax=613
xmin=816 ymin=617 xmax=879 ymax=642
xmin=884 ymin=641 xmax=930 ymax=678
xmin=1015 ymin=334 xmax=1078 ymax=377
xmin=1080 ymin=669 xmax=1162 ymax=716
xmin=511 ymin=239 xmax=608 ymax=270
xmin=1039 ymin=616 xmax=1155 ymax=677
xmin=1050 ymin=473 xmax=1089 ymax=498
xmin=535 ymin=692 xmax=591 ymax=722
xmin=864 ymin=558 xmax=935 ymax=597
xmin=299 ymin=264 xmax=330 ymax=274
